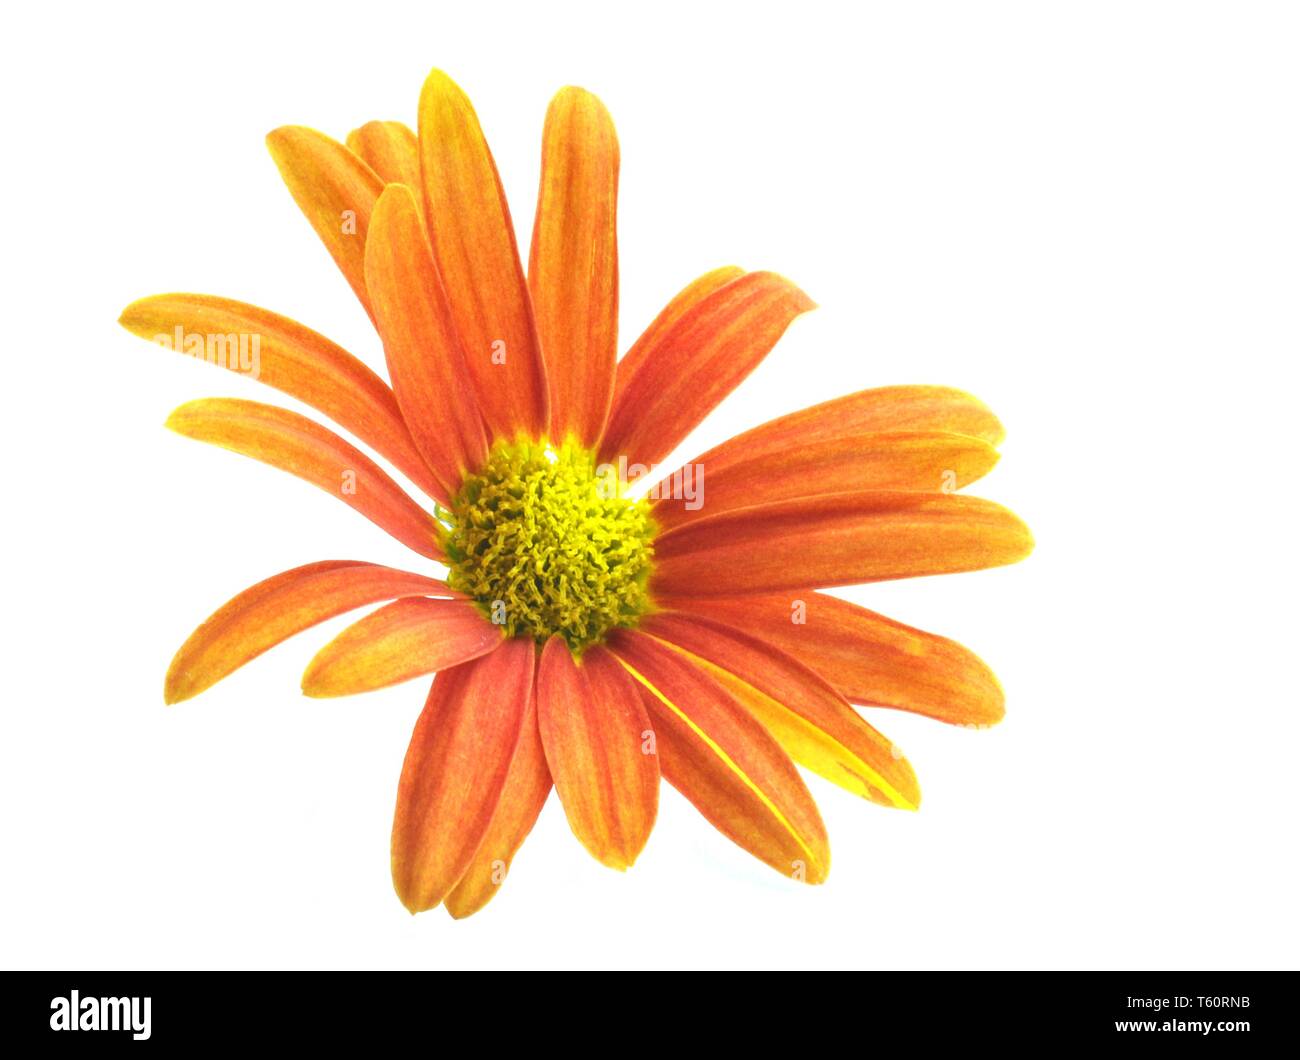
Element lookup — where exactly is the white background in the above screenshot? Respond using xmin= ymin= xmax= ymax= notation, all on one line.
xmin=2 ymin=1 xmax=1297 ymax=970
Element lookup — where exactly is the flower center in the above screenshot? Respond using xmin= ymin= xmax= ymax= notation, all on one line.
xmin=445 ymin=439 xmax=656 ymax=651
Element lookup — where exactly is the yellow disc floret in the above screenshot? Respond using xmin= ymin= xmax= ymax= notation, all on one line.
xmin=445 ymin=439 xmax=656 ymax=650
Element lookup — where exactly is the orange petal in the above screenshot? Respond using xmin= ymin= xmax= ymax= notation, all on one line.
xmin=703 ymin=386 xmax=1006 ymax=463
xmin=655 ymin=591 xmax=1005 ymax=726
xmin=652 ymin=491 xmax=1034 ymax=596
xmin=599 ymin=271 xmax=814 ymax=468
xmin=346 ymin=121 xmax=421 ymax=196
xmin=265 ymin=126 xmax=382 ymax=321
xmin=651 ymin=430 xmax=1000 ymax=531
xmin=641 ymin=613 xmax=919 ymax=808
xmin=529 ymin=87 xmax=619 ymax=447
xmin=166 ymin=398 xmax=443 ymax=560
xmin=165 ymin=562 xmax=452 ymax=704
xmin=119 ymin=294 xmax=443 ymax=502
xmin=365 ymin=184 xmax=488 ymax=498
xmin=391 ymin=641 xmax=534 ymax=913
xmin=418 ymin=70 xmax=547 ymax=440
xmin=536 ymin=638 xmax=658 ymax=869
xmin=608 ymin=629 xmax=828 ymax=883
xmin=302 ymin=598 xmax=502 ymax=697
xmin=444 ymin=692 xmax=552 ymax=918
xmin=613 ymin=266 xmax=745 ymax=393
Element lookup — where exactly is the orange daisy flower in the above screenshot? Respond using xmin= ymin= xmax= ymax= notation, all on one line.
xmin=120 ymin=68 xmax=1033 ymax=918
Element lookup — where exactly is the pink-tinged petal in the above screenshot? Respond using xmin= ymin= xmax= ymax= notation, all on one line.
xmin=529 ymin=87 xmax=619 ymax=447
xmin=118 ymin=294 xmax=443 ymax=502
xmin=444 ymin=692 xmax=552 ymax=919
xmin=599 ymin=271 xmax=815 ymax=469
xmin=641 ymin=612 xmax=919 ymax=808
xmin=418 ymin=69 xmax=547 ymax=440
xmin=654 ymin=591 xmax=1006 ymax=726
xmin=165 ymin=562 xmax=452 ymax=704
xmin=266 ymin=126 xmax=382 ymax=320
xmin=608 ymin=629 xmax=828 ymax=883
xmin=166 ymin=398 xmax=443 ymax=560
xmin=364 ymin=183 xmax=489 ymax=500
xmin=302 ymin=598 xmax=502 ymax=697
xmin=391 ymin=641 xmax=534 ymax=913
xmin=536 ymin=638 xmax=658 ymax=869
xmin=652 ymin=491 xmax=1034 ymax=596
xmin=651 ymin=430 xmax=1000 ymax=531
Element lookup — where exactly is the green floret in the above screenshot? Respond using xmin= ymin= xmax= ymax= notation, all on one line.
xmin=445 ymin=439 xmax=655 ymax=650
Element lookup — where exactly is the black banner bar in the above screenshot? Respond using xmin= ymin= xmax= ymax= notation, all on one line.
xmin=1 ymin=971 xmax=1291 ymax=1047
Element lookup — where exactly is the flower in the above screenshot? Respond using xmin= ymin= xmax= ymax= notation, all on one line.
xmin=119 ymin=67 xmax=1033 ymax=918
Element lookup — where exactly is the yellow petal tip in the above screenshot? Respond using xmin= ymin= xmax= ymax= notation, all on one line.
xmin=445 ymin=898 xmax=487 ymax=920
xmin=420 ymin=67 xmax=462 ymax=99
xmin=798 ymin=863 xmax=830 ymax=886
xmin=585 ymin=846 xmax=635 ymax=872
xmin=299 ymin=670 xmax=344 ymax=699
xmin=395 ymin=889 xmax=431 ymax=916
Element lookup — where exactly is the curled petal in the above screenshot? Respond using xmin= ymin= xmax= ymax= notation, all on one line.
xmin=166 ymin=398 xmax=443 ymax=560
xmin=302 ymin=598 xmax=502 ymax=697
xmin=165 ymin=562 xmax=452 ymax=704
